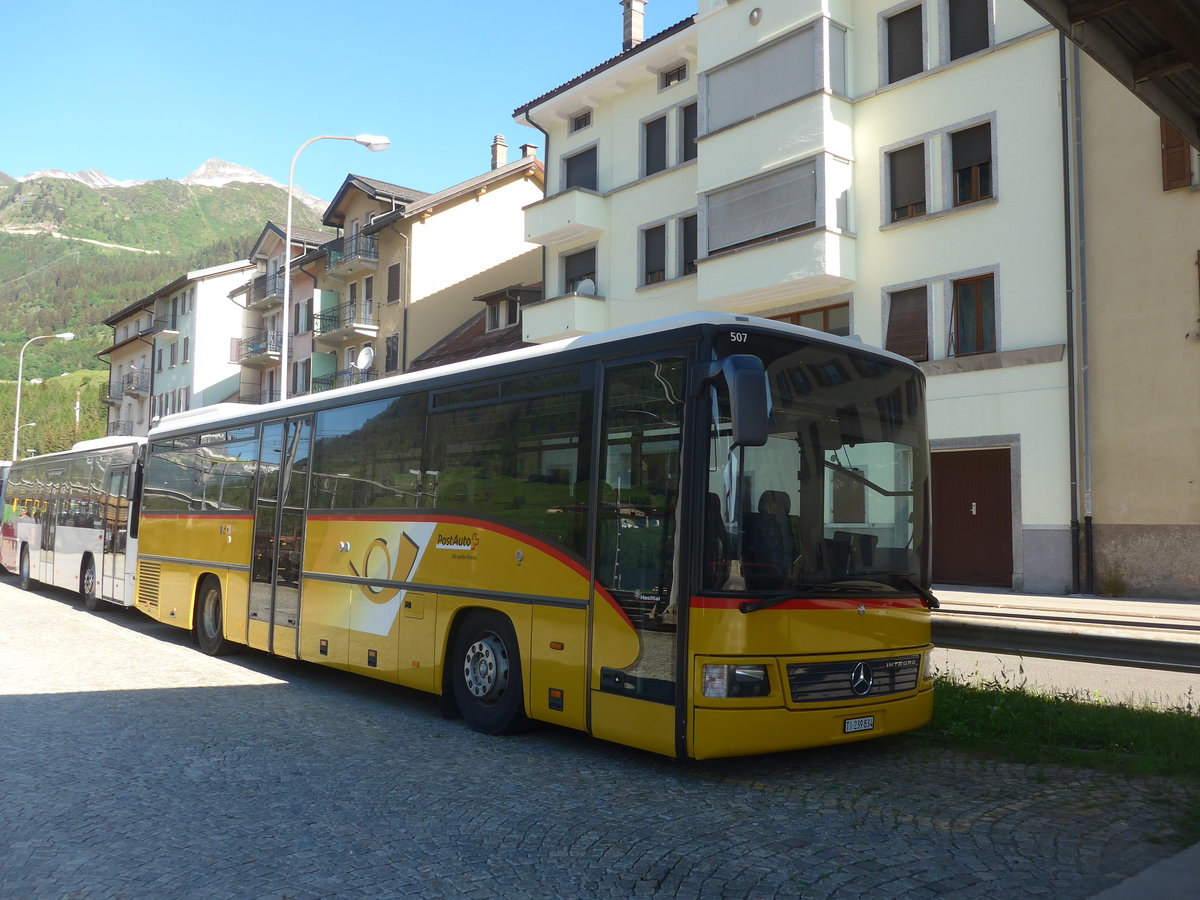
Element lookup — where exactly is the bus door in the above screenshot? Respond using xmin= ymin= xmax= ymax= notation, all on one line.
xmin=39 ymin=466 xmax=65 ymax=583
xmin=248 ymin=417 xmax=311 ymax=658
xmin=588 ymin=357 xmax=686 ymax=758
xmin=99 ymin=464 xmax=131 ymax=603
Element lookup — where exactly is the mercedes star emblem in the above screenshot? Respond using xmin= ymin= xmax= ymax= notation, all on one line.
xmin=850 ymin=661 xmax=874 ymax=697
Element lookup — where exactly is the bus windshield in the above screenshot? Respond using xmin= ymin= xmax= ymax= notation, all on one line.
xmin=703 ymin=335 xmax=929 ymax=595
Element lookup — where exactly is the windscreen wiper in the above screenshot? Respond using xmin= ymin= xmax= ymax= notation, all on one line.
xmin=738 ymin=582 xmax=889 ymax=614
xmin=867 ymin=573 xmax=942 ymax=609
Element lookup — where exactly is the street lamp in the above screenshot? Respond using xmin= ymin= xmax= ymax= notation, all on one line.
xmin=12 ymin=333 xmax=73 ymax=462
xmin=281 ymin=134 xmax=390 ymax=401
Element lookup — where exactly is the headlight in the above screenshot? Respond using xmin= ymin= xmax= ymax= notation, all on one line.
xmin=702 ymin=664 xmax=770 ymax=698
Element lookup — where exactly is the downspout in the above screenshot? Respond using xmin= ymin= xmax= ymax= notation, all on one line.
xmin=517 ymin=107 xmax=551 ymax=322
xmin=1071 ymin=45 xmax=1095 ymax=594
xmin=1059 ymin=36 xmax=1082 ymax=594
xmin=384 ymin=225 xmax=411 ymax=372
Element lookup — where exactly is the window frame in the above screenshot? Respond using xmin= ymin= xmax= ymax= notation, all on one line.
xmin=942 ymin=0 xmax=991 ymax=63
xmin=950 ymin=121 xmax=993 ymax=206
xmin=886 ymin=141 xmax=927 ymax=223
xmin=641 ymin=223 xmax=667 ymax=286
xmin=949 ymin=272 xmax=997 ymax=356
xmin=563 ymin=144 xmax=599 ymax=192
xmin=660 ymin=63 xmax=687 ymax=90
xmin=703 ymin=158 xmax=821 ymax=257
xmin=642 ymin=115 xmax=668 ymax=177
xmin=883 ymin=285 xmax=930 ymax=362
xmin=563 ymin=245 xmax=598 ymax=295
xmin=569 ymin=109 xmax=593 ymax=135
xmin=882 ymin=2 xmax=925 ymax=85
xmin=770 ymin=301 xmax=851 ymax=336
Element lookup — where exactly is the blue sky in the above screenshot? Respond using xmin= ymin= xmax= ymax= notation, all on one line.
xmin=2 ymin=0 xmax=697 ymax=200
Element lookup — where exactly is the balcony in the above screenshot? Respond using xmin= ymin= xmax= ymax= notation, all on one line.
xmin=107 ymin=420 xmax=134 ymax=437
xmin=238 ymin=329 xmax=282 ymax=368
xmin=524 ymin=189 xmax=607 ymax=246
xmin=313 ymin=301 xmax=379 ymax=348
xmin=99 ymin=382 xmax=123 ymax=406
xmin=325 ymin=233 xmax=379 ymax=281
xmin=521 ymin=291 xmax=609 ymax=344
xmin=696 ymin=230 xmax=856 ymax=311
xmin=148 ymin=315 xmax=180 ymax=336
xmin=246 ymin=272 xmax=285 ymax=311
xmin=122 ymin=369 xmax=151 ymax=397
xmin=311 ymin=367 xmax=378 ymax=394
xmin=238 ymin=388 xmax=280 ymax=405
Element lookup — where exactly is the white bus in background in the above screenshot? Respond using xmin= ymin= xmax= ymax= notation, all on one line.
xmin=0 ymin=436 xmax=145 ymax=609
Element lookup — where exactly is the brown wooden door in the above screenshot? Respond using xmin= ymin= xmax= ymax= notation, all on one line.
xmin=932 ymin=448 xmax=1012 ymax=587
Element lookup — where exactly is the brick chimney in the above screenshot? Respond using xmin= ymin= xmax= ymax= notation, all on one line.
xmin=491 ymin=134 xmax=508 ymax=170
xmin=620 ymin=0 xmax=646 ymax=51
xmin=520 ymin=143 xmax=537 ymax=159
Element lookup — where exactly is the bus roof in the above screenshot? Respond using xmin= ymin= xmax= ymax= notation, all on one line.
xmin=148 ymin=312 xmax=918 ymax=440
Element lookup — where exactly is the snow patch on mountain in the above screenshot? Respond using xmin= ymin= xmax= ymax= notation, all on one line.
xmin=18 ymin=169 xmax=146 ymax=189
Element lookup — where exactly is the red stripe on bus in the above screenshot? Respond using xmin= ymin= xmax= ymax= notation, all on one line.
xmin=689 ymin=595 xmax=927 ymax=611
xmin=140 ymin=512 xmax=255 ymax=521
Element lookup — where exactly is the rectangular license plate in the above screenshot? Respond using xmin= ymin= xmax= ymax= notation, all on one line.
xmin=843 ymin=715 xmax=875 ymax=734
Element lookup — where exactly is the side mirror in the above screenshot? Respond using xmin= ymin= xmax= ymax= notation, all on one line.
xmin=703 ymin=355 xmax=769 ymax=447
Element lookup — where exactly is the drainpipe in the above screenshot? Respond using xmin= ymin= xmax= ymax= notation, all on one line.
xmin=1072 ymin=45 xmax=1095 ymax=595
xmin=516 ymin=108 xmax=551 ymax=321
xmin=1060 ymin=37 xmax=1094 ymax=595
xmin=1059 ymin=36 xmax=1082 ymax=594
xmin=384 ymin=226 xmax=411 ymax=371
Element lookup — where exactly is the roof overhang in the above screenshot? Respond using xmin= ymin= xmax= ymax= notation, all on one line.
xmin=1024 ymin=0 xmax=1200 ymax=148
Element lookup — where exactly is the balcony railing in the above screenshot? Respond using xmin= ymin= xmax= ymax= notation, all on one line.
xmin=246 ymin=272 xmax=286 ymax=310
xmin=311 ymin=367 xmax=378 ymax=394
xmin=150 ymin=315 xmax=180 ymax=335
xmin=325 ymin=233 xmax=379 ymax=279
xmin=238 ymin=388 xmax=281 ymax=405
xmin=107 ymin=421 xmax=134 ymax=437
xmin=99 ymin=382 xmax=123 ymax=405
xmin=122 ymin=369 xmax=151 ymax=396
xmin=238 ymin=329 xmax=282 ymax=366
xmin=312 ymin=300 xmax=379 ymax=348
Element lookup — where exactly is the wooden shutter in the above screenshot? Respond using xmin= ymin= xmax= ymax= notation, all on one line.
xmin=887 ymin=7 xmax=923 ymax=83
xmin=1161 ymin=119 xmax=1192 ymax=191
xmin=387 ymin=263 xmax=401 ymax=303
xmin=886 ymin=287 xmax=929 ymax=361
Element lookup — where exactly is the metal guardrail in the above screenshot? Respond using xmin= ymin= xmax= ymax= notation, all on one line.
xmin=311 ymin=367 xmax=378 ymax=393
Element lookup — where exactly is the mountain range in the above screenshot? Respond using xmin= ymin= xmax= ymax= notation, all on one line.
xmin=0 ymin=160 xmax=330 ymax=383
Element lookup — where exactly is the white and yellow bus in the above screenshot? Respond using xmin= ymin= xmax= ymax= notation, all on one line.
xmin=134 ymin=313 xmax=936 ymax=759
xmin=1 ymin=436 xmax=144 ymax=609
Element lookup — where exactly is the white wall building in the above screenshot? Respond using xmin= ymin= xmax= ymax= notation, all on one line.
xmin=514 ymin=0 xmax=1092 ymax=593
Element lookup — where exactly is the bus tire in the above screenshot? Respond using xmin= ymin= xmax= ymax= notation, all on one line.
xmin=18 ymin=545 xmax=32 ymax=592
xmin=451 ymin=610 xmax=529 ymax=736
xmin=194 ymin=575 xmax=235 ymax=656
xmin=81 ymin=556 xmax=101 ymax=611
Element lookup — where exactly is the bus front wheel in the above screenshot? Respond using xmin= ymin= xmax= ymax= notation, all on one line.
xmin=194 ymin=576 xmax=234 ymax=656
xmin=18 ymin=545 xmax=31 ymax=592
xmin=451 ymin=610 xmax=529 ymax=736
xmin=81 ymin=556 xmax=101 ymax=611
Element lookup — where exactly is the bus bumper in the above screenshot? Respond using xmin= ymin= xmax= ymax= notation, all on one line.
xmin=689 ymin=687 xmax=934 ymax=760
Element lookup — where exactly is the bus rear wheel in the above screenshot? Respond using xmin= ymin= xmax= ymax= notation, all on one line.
xmin=194 ymin=576 xmax=234 ymax=656
xmin=81 ymin=556 xmax=101 ymax=611
xmin=451 ymin=610 xmax=528 ymax=735
xmin=18 ymin=545 xmax=31 ymax=592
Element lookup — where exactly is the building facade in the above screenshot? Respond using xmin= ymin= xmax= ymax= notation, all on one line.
xmin=512 ymin=0 xmax=1146 ymax=595
xmin=100 ymin=261 xmax=254 ymax=436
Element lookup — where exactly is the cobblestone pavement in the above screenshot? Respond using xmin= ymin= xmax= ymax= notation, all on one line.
xmin=1 ymin=577 xmax=1194 ymax=899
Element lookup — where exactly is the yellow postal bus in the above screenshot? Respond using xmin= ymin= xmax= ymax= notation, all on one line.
xmin=134 ymin=313 xmax=936 ymax=759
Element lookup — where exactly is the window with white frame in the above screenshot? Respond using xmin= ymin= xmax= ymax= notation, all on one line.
xmin=706 ymin=161 xmax=818 ymax=255
xmin=486 ymin=298 xmax=520 ymax=331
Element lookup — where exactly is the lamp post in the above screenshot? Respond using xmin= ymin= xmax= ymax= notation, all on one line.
xmin=12 ymin=332 xmax=73 ymax=462
xmin=281 ymin=134 xmax=390 ymax=401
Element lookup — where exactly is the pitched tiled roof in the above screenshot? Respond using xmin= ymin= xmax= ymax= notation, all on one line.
xmin=323 ymin=175 xmax=431 ymax=227
xmin=514 ymin=16 xmax=696 ymax=117
xmin=409 ymin=286 xmax=541 ymax=371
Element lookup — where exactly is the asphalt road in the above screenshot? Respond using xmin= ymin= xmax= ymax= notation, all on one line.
xmin=0 ymin=575 xmax=1193 ymax=899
